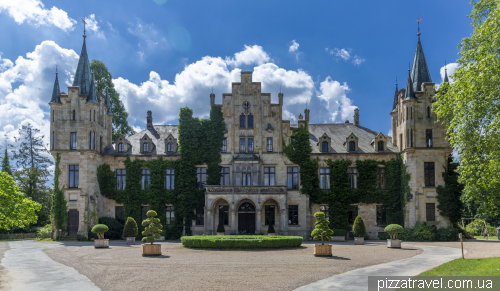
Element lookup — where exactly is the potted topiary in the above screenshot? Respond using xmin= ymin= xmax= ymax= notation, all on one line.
xmin=141 ymin=210 xmax=163 ymax=256
xmin=353 ymin=216 xmax=366 ymax=245
xmin=311 ymin=212 xmax=334 ymax=256
xmin=217 ymin=216 xmax=225 ymax=235
xmin=91 ymin=224 xmax=109 ymax=248
xmin=123 ymin=217 xmax=138 ymax=245
xmin=385 ymin=224 xmax=404 ymax=248
xmin=267 ymin=221 xmax=275 ymax=236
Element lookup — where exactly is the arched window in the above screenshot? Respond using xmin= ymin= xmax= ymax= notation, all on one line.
xmin=247 ymin=113 xmax=254 ymax=128
xmin=238 ymin=202 xmax=255 ymax=212
xmin=167 ymin=142 xmax=174 ymax=152
xmin=322 ymin=141 xmax=328 ymax=152
xmin=378 ymin=141 xmax=384 ymax=151
xmin=240 ymin=113 xmax=245 ymax=128
xmin=349 ymin=141 xmax=356 ymax=152
xmin=427 ymin=106 xmax=431 ymax=118
xmin=118 ymin=143 xmax=124 ymax=152
xmin=143 ymin=142 xmax=149 ymax=152
xmin=73 ymin=110 xmax=75 ymax=120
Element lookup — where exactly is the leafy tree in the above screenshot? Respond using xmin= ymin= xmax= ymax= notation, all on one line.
xmin=433 ymin=0 xmax=500 ymax=215
xmin=141 ymin=210 xmax=163 ymax=244
xmin=90 ymin=60 xmax=135 ymax=140
xmin=311 ymin=212 xmax=333 ymax=245
xmin=52 ymin=153 xmax=67 ymax=232
xmin=2 ymin=148 xmax=13 ymax=176
xmin=436 ymin=155 xmax=464 ymax=225
xmin=0 ymin=172 xmax=42 ymax=230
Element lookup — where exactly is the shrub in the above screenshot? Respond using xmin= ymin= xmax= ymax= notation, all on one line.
xmin=465 ymin=219 xmax=486 ymax=236
xmin=311 ymin=212 xmax=334 ymax=245
xmin=123 ymin=217 xmax=138 ymax=238
xmin=398 ymin=222 xmax=435 ymax=241
xmin=163 ymin=225 xmax=182 ymax=240
xmin=436 ymin=227 xmax=459 ymax=241
xmin=98 ymin=217 xmax=123 ymax=240
xmin=181 ymin=235 xmax=303 ymax=248
xmin=91 ymin=224 xmax=109 ymax=239
xmin=384 ymin=224 xmax=404 ymax=240
xmin=38 ymin=224 xmax=52 ymax=239
xmin=352 ymin=216 xmax=366 ymax=238
xmin=331 ymin=229 xmax=347 ymax=237
xmin=378 ymin=232 xmax=390 ymax=240
xmin=267 ymin=222 xmax=275 ymax=234
xmin=217 ymin=216 xmax=225 ymax=233
xmin=487 ymin=226 xmax=496 ymax=236
xmin=141 ymin=210 xmax=162 ymax=244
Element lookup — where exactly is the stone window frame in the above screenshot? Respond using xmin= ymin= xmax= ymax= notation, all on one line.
xmin=424 ymin=162 xmax=435 ymax=187
xmin=266 ymin=137 xmax=273 ymax=152
xmin=164 ymin=134 xmax=178 ymax=153
xmin=195 ymin=208 xmax=204 ymax=225
xmin=114 ymin=135 xmax=131 ymax=153
xmin=116 ymin=169 xmax=126 ymax=190
xmin=220 ymin=167 xmax=230 ymax=186
xmin=345 ymin=133 xmax=359 ymax=152
xmin=165 ymin=168 xmax=174 ymax=190
xmin=377 ymin=165 xmax=386 ymax=189
xmin=319 ymin=167 xmax=330 ymax=190
xmin=318 ymin=133 xmax=331 ymax=153
xmin=426 ymin=203 xmax=436 ymax=221
xmin=140 ymin=134 xmax=153 ymax=153
xmin=235 ymin=165 xmax=258 ymax=186
xmin=288 ymin=205 xmax=299 ymax=225
xmin=263 ymin=167 xmax=275 ymax=186
xmin=347 ymin=167 xmax=358 ymax=189
xmin=166 ymin=205 xmax=175 ymax=225
xmin=373 ymin=132 xmax=387 ymax=152
xmin=69 ymin=165 xmax=79 ymax=189
xmin=221 ymin=138 xmax=227 ymax=153
xmin=287 ymin=166 xmax=299 ymax=190
xmin=376 ymin=205 xmax=387 ymax=226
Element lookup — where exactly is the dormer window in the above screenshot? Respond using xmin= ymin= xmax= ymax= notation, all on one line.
xmin=247 ymin=113 xmax=254 ymax=128
xmin=118 ymin=143 xmax=124 ymax=152
xmin=164 ymin=134 xmax=177 ymax=153
xmin=167 ymin=142 xmax=174 ymax=152
xmin=240 ymin=113 xmax=245 ymax=128
xmin=318 ymin=133 xmax=331 ymax=153
xmin=349 ymin=141 xmax=355 ymax=152
xmin=378 ymin=141 xmax=384 ymax=151
xmin=143 ymin=142 xmax=149 ymax=152
xmin=322 ymin=141 xmax=328 ymax=152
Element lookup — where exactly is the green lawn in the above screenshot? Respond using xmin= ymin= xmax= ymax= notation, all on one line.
xmin=474 ymin=235 xmax=499 ymax=240
xmin=419 ymin=257 xmax=500 ymax=276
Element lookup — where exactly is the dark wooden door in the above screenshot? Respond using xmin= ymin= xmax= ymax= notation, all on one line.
xmin=238 ymin=213 xmax=255 ymax=234
xmin=67 ymin=209 xmax=79 ymax=235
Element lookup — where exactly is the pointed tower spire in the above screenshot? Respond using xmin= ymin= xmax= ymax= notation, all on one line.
xmin=410 ymin=18 xmax=432 ymax=93
xmin=392 ymin=77 xmax=399 ymax=110
xmin=72 ymin=19 xmax=91 ymax=95
xmin=50 ymin=68 xmax=61 ymax=103
xmin=443 ymin=61 xmax=449 ymax=84
xmin=105 ymin=88 xmax=112 ymax=114
xmin=405 ymin=64 xmax=415 ymax=100
xmin=87 ymin=72 xmax=99 ymax=103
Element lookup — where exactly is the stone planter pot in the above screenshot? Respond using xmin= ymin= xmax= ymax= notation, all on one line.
xmin=94 ymin=239 xmax=109 ymax=248
xmin=331 ymin=236 xmax=346 ymax=242
xmin=142 ymin=244 xmax=162 ymax=256
xmin=217 ymin=232 xmax=224 ymax=236
xmin=354 ymin=237 xmax=365 ymax=245
xmin=126 ymin=237 xmax=135 ymax=245
xmin=314 ymin=244 xmax=332 ymax=257
xmin=387 ymin=239 xmax=401 ymax=248
xmin=268 ymin=233 xmax=275 ymax=236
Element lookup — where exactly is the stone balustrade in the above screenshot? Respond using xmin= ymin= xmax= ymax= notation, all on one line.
xmin=205 ymin=185 xmax=287 ymax=194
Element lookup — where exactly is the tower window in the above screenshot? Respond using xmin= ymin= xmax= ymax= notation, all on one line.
xmin=248 ymin=138 xmax=254 ymax=153
xmin=406 ymin=107 xmax=408 ymax=120
xmin=52 ymin=110 xmax=54 ymax=122
xmin=70 ymin=132 xmax=77 ymax=150
xmin=240 ymin=113 xmax=245 ymax=128
xmin=349 ymin=141 xmax=356 ymax=152
xmin=247 ymin=113 xmax=254 ymax=128
xmin=89 ymin=110 xmax=91 ymax=121
xmin=426 ymin=129 xmax=433 ymax=148
xmin=143 ymin=142 xmax=149 ymax=152
xmin=407 ymin=129 xmax=410 ymax=147
xmin=73 ymin=110 xmax=75 ymax=120
xmin=221 ymin=139 xmax=227 ymax=153
xmin=118 ymin=143 xmax=124 ymax=152
xmin=322 ymin=141 xmax=328 ymax=152
xmin=165 ymin=169 xmax=174 ymax=190
xmin=94 ymin=110 xmax=96 ymax=122
xmin=411 ymin=107 xmax=413 ymax=119
xmin=239 ymin=138 xmax=246 ymax=153
xmin=51 ymin=131 xmax=55 ymax=150
xmin=378 ymin=141 xmax=384 ymax=151
xmin=69 ymin=165 xmax=79 ymax=188
xmin=424 ymin=162 xmax=435 ymax=186
xmin=267 ymin=137 xmax=273 ymax=152
xmin=427 ymin=106 xmax=431 ymax=118
xmin=411 ymin=129 xmax=414 ymax=147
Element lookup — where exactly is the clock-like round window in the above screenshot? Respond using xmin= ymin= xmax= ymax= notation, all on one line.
xmin=242 ymin=101 xmax=250 ymax=110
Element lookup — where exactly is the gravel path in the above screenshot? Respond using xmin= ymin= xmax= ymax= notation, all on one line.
xmin=403 ymin=239 xmax=500 ymax=259
xmin=0 ymin=242 xmax=9 ymax=290
xmin=44 ymin=240 xmax=422 ymax=291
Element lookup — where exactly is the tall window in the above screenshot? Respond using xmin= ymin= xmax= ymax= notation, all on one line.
xmin=141 ymin=206 xmax=150 ymax=222
xmin=378 ymin=167 xmax=386 ymax=189
xmin=242 ymin=168 xmax=251 ymax=186
xmin=376 ymin=205 xmax=387 ymax=225
xmin=424 ymin=162 xmax=435 ymax=186
xmin=100 ymin=136 xmax=102 ymax=153
xmin=348 ymin=205 xmax=358 ymax=225
xmin=69 ymin=165 xmax=79 ymax=188
xmin=287 ymin=166 xmax=299 ymax=190
xmin=165 ymin=169 xmax=174 ymax=190
xmin=247 ymin=113 xmax=253 ymax=128
xmin=239 ymin=138 xmax=246 ymax=152
xmin=264 ymin=167 xmax=275 ymax=186
xmin=118 ymin=143 xmax=124 ymax=152
xmin=320 ymin=168 xmax=330 ymax=190
xmin=240 ymin=113 xmax=245 ymax=128
xmin=116 ymin=169 xmax=126 ymax=190
xmin=196 ymin=167 xmax=206 ymax=189
xmin=143 ymin=142 xmax=149 ymax=152
xmin=89 ymin=131 xmax=94 ymax=150
xmin=73 ymin=110 xmax=75 ymax=120
xmin=320 ymin=205 xmax=330 ymax=219
xmin=219 ymin=205 xmax=229 ymax=225
xmin=411 ymin=107 xmax=413 ymax=119
xmin=411 ymin=129 xmax=414 ymax=147
xmin=196 ymin=208 xmax=204 ymax=225
xmin=427 ymin=106 xmax=431 ymax=118
xmin=399 ymin=134 xmax=403 ymax=151
xmin=89 ymin=110 xmax=91 ymax=121
xmin=426 ymin=203 xmax=436 ymax=221
xmin=267 ymin=137 xmax=273 ymax=152
xmin=51 ymin=131 xmax=55 ymax=150
xmin=166 ymin=206 xmax=174 ymax=225
xmin=349 ymin=141 xmax=356 ymax=151
xmin=265 ymin=205 xmax=275 ymax=225
xmin=167 ymin=143 xmax=174 ymax=152
xmin=141 ymin=169 xmax=150 ymax=190
xmin=322 ymin=141 xmax=329 ymax=152
xmin=288 ymin=205 xmax=299 ymax=225
xmin=70 ymin=132 xmax=77 ymax=150
xmin=378 ymin=141 xmax=384 ymax=151
xmin=348 ymin=167 xmax=358 ymax=189
xmin=220 ymin=167 xmax=230 ymax=186
xmin=115 ymin=206 xmax=125 ymax=224
xmin=94 ymin=110 xmax=96 ymax=122
xmin=248 ymin=138 xmax=254 ymax=153
xmin=406 ymin=107 xmax=408 ymax=120
xmin=221 ymin=139 xmax=227 ymax=153
xmin=52 ymin=110 xmax=54 ymax=122
xmin=426 ymin=129 xmax=433 ymax=148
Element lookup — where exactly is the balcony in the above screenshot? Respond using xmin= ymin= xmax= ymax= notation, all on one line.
xmin=205 ymin=185 xmax=287 ymax=194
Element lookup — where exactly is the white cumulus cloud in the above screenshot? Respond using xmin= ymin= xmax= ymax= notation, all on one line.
xmin=326 ymin=47 xmax=365 ymax=66
xmin=317 ymin=77 xmax=356 ymax=122
xmin=225 ymin=45 xmax=271 ymax=67
xmin=85 ymin=14 xmax=104 ymax=39
xmin=289 ymin=40 xmax=299 ymax=52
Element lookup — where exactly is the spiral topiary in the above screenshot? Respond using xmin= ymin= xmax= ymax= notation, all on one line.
xmin=141 ymin=210 xmax=163 ymax=244
xmin=384 ymin=224 xmax=404 ymax=240
xmin=311 ymin=212 xmax=334 ymax=245
xmin=91 ymin=224 xmax=109 ymax=240
xmin=123 ymin=217 xmax=138 ymax=238
xmin=352 ymin=216 xmax=366 ymax=238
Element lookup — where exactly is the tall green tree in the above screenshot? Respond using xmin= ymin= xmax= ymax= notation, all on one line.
xmin=90 ymin=60 xmax=135 ymax=140
xmin=434 ymin=0 xmax=500 ymax=215
xmin=436 ymin=154 xmax=464 ymax=225
xmin=1 ymin=148 xmax=12 ymax=176
xmin=51 ymin=153 xmax=67 ymax=232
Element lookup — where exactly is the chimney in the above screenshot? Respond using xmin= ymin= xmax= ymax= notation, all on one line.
xmin=278 ymin=92 xmax=283 ymax=105
xmin=210 ymin=93 xmax=215 ymax=106
xmin=147 ymin=111 xmax=153 ymax=129
xmin=354 ymin=108 xmax=359 ymax=126
xmin=304 ymin=108 xmax=310 ymax=123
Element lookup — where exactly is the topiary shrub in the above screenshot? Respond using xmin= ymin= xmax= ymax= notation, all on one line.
xmin=91 ymin=224 xmax=109 ymax=239
xmin=352 ymin=216 xmax=366 ymax=238
xmin=398 ymin=222 xmax=436 ymax=241
xmin=98 ymin=217 xmax=123 ymax=240
xmin=217 ymin=217 xmax=225 ymax=233
xmin=123 ymin=217 xmax=138 ymax=238
xmin=141 ymin=210 xmax=163 ymax=244
xmin=384 ymin=224 xmax=404 ymax=240
xmin=181 ymin=235 xmax=303 ymax=248
xmin=311 ymin=212 xmax=334 ymax=245
xmin=267 ymin=222 xmax=275 ymax=234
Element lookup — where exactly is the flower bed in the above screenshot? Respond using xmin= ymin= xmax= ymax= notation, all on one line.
xmin=181 ymin=235 xmax=303 ymax=248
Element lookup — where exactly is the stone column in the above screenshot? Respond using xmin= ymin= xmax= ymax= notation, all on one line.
xmin=230 ymin=210 xmax=236 ymax=233
xmin=256 ymin=210 xmax=262 ymax=233
xmin=280 ymin=209 xmax=288 ymax=235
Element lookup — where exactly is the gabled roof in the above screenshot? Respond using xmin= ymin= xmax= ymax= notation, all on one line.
xmin=50 ymin=72 xmax=61 ymax=103
xmin=405 ymin=68 xmax=415 ymax=100
xmin=72 ymin=38 xmax=92 ymax=95
xmin=410 ymin=37 xmax=432 ymax=93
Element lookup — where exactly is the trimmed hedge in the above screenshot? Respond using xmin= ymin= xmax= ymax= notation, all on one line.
xmin=331 ymin=229 xmax=347 ymax=237
xmin=181 ymin=235 xmax=303 ymax=248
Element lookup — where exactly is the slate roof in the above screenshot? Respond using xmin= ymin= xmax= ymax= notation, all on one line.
xmin=72 ymin=38 xmax=92 ymax=96
xmin=410 ymin=37 xmax=432 ymax=93
xmin=50 ymin=73 xmax=61 ymax=103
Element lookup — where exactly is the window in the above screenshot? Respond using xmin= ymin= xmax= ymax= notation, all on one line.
xmin=166 ymin=206 xmax=174 ymax=225
xmin=220 ymin=167 xmax=230 ymax=186
xmin=248 ymin=138 xmax=254 ymax=153
xmin=51 ymin=131 xmax=55 ymax=150
xmin=266 ymin=137 xmax=273 ymax=152
xmin=143 ymin=142 xmax=149 ymax=152
xmin=141 ymin=169 xmax=150 ymax=190
xmin=167 ymin=142 xmax=174 ymax=152
xmin=242 ymin=169 xmax=251 ymax=186
xmin=52 ymin=110 xmax=54 ymax=122
xmin=89 ymin=131 xmax=94 ymax=150
xmin=89 ymin=110 xmax=91 ymax=121
xmin=73 ymin=110 xmax=75 ymax=120
xmin=378 ymin=141 xmax=384 ymax=151
xmin=100 ymin=136 xmax=102 ymax=153
xmin=426 ymin=129 xmax=433 ymax=148
xmin=239 ymin=138 xmax=246 ymax=152
xmin=320 ymin=205 xmax=330 ymax=219
xmin=94 ymin=110 xmax=95 ymax=122
xmin=348 ymin=205 xmax=358 ymax=225
xmin=287 ymin=166 xmax=299 ymax=190
xmin=264 ymin=167 xmax=275 ymax=186
xmin=411 ymin=107 xmax=413 ymax=119
xmin=288 ymin=205 xmax=299 ymax=225
xmin=165 ymin=169 xmax=174 ymax=190
xmin=116 ymin=169 xmax=126 ymax=190
xmin=118 ymin=143 xmax=124 ymax=152
xmin=240 ymin=113 xmax=245 ymax=128
xmin=141 ymin=206 xmax=150 ymax=222
xmin=348 ymin=167 xmax=358 ymax=189
xmin=196 ymin=208 xmax=204 ymax=225
xmin=399 ymin=134 xmax=402 ymax=151
xmin=69 ymin=165 xmax=79 ymax=188
xmin=407 ymin=129 xmax=410 ymax=147
xmin=424 ymin=162 xmax=435 ymax=186
xmin=411 ymin=129 xmax=414 ymax=147
xmin=378 ymin=167 xmax=386 ymax=189
xmin=426 ymin=203 xmax=436 ymax=221
xmin=427 ymin=106 xmax=431 ymax=118
xmin=221 ymin=139 xmax=227 ymax=153
xmin=247 ymin=113 xmax=253 ymax=128
xmin=196 ymin=167 xmax=206 ymax=189
xmin=349 ymin=141 xmax=356 ymax=152
xmin=70 ymin=132 xmax=77 ymax=150
xmin=219 ymin=205 xmax=229 ymax=225
xmin=320 ymin=168 xmax=330 ymax=190
xmin=376 ymin=205 xmax=387 ymax=225
xmin=265 ymin=205 xmax=275 ymax=225
xmin=406 ymin=107 xmax=408 ymax=120
xmin=115 ymin=206 xmax=125 ymax=224
xmin=322 ymin=141 xmax=328 ymax=152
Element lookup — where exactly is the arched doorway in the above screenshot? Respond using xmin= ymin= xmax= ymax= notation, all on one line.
xmin=238 ymin=202 xmax=256 ymax=234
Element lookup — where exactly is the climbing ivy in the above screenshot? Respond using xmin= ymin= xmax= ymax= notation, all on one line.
xmin=51 ymin=153 xmax=67 ymax=232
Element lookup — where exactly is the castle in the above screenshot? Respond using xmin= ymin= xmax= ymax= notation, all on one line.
xmin=49 ymin=30 xmax=452 ymax=238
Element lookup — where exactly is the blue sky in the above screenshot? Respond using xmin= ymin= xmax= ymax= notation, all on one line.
xmin=0 ymin=0 xmax=472 ymax=150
